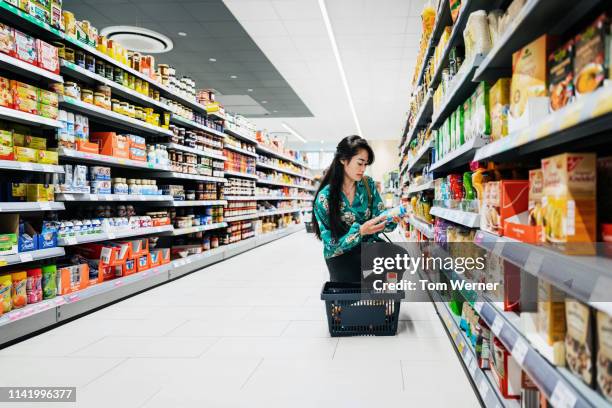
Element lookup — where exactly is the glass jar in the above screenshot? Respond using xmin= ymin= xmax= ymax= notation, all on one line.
xmin=111 ymin=99 xmax=121 ymax=113
xmin=105 ymin=63 xmax=114 ymax=81
xmin=113 ymin=67 xmax=123 ymax=84
xmin=64 ymin=82 xmax=80 ymax=99
xmin=85 ymin=54 xmax=95 ymax=72
xmin=96 ymin=85 xmax=111 ymax=98
xmin=75 ymin=50 xmax=85 ymax=67
xmin=94 ymin=92 xmax=106 ymax=109
xmin=81 ymin=89 xmax=94 ymax=104
xmin=95 ymin=60 xmax=105 ymax=76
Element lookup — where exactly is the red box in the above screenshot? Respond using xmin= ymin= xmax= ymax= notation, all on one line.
xmin=503 ymin=221 xmax=544 ymax=243
xmin=0 ymin=23 xmax=16 ymax=57
xmin=36 ymin=40 xmax=59 ymax=74
xmin=122 ymin=258 xmax=137 ymax=276
xmin=490 ymin=338 xmax=521 ymax=399
xmin=153 ymin=216 xmax=171 ymax=227
xmin=158 ymin=247 xmax=170 ymax=264
xmin=14 ymin=29 xmax=36 ymax=65
xmin=76 ymin=140 xmax=100 ymax=154
xmin=481 ymin=180 xmax=529 ymax=236
xmin=90 ymin=132 xmax=130 ymax=159
xmin=56 ymin=264 xmax=89 ymax=294
xmin=73 ymin=243 xmax=129 ymax=267
xmin=136 ymin=253 xmax=150 ymax=272
xmin=98 ymin=265 xmax=116 ymax=282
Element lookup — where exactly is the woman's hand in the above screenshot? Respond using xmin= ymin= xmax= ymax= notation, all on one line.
xmin=359 ymin=216 xmax=387 ymax=236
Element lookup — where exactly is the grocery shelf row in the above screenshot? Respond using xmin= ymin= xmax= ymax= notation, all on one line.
xmin=56 ymin=147 xmax=167 ymax=170
xmin=0 ymin=223 xmax=304 ymax=346
xmin=406 ymin=180 xmax=434 ymax=195
xmin=58 ymin=96 xmax=173 ymax=137
xmin=224 ymin=127 xmax=258 ymax=144
xmin=429 ymin=207 xmax=479 ymax=229
xmin=0 ymin=247 xmax=66 ymax=268
xmin=0 ymin=201 xmax=65 ymax=213
xmin=257 ymin=207 xmax=309 ymax=217
xmin=0 ymin=159 xmax=64 ymax=174
xmin=225 ymin=195 xmax=314 ymax=201
xmin=224 ymin=170 xmax=259 ymax=180
xmin=170 ymin=222 xmax=228 ymax=236
xmin=403 ymin=90 xmax=433 ymax=147
xmin=256 ymin=162 xmax=314 ymax=180
xmin=224 ymin=143 xmax=258 ymax=158
xmin=169 ymin=114 xmax=226 ymax=138
xmin=407 ymin=216 xmax=435 ymax=239
xmin=0 ymin=105 xmax=62 ymax=129
xmin=474 ymin=230 xmax=612 ymax=317
xmin=59 ymin=60 xmax=172 ymax=112
xmin=0 ymin=50 xmax=64 ymax=83
xmin=161 ymin=143 xmax=226 ymax=161
xmin=55 ymin=193 xmax=174 ymax=202
xmin=256 ymin=179 xmax=315 ymax=190
xmin=0 ymin=1 xmax=213 ymax=117
xmin=255 ymin=143 xmax=310 ymax=169
xmin=151 ymin=172 xmax=226 ymax=184
xmin=57 ymin=225 xmax=175 ymax=246
xmin=403 ymin=138 xmax=433 ymax=175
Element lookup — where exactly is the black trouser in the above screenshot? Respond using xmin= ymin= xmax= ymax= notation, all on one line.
xmin=325 ymin=246 xmax=362 ymax=283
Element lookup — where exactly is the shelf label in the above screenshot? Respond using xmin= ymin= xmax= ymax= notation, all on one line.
xmin=511 ymin=338 xmax=529 ymax=366
xmin=64 ymin=194 xmax=75 ymax=201
xmin=89 ymin=194 xmax=98 ymax=201
xmin=468 ymin=358 xmax=478 ymax=376
xmin=21 ymin=163 xmax=33 ymax=171
xmin=39 ymin=202 xmax=52 ymax=211
xmin=474 ymin=301 xmax=484 ymax=314
xmin=119 ymin=195 xmax=127 ymax=201
xmin=523 ymin=251 xmax=544 ymax=275
xmin=65 ymin=236 xmax=77 ymax=245
xmin=19 ymin=253 xmax=33 ymax=263
xmin=550 ymin=381 xmax=577 ymax=408
xmin=491 ymin=316 xmax=504 ymax=337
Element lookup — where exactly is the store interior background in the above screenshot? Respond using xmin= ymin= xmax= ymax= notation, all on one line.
xmin=63 ymin=0 xmax=417 ymax=178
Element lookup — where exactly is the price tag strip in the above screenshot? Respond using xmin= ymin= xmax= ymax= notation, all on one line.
xmin=550 ymin=381 xmax=577 ymax=408
xmin=512 ymin=338 xmax=529 ymax=366
xmin=491 ymin=315 xmax=504 ymax=337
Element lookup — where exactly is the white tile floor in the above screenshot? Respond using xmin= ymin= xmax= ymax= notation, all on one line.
xmin=0 ymin=230 xmax=480 ymax=408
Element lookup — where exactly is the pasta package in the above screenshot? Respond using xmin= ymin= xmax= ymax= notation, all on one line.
xmin=541 ymin=153 xmax=596 ymax=254
xmin=565 ymin=299 xmax=595 ymax=387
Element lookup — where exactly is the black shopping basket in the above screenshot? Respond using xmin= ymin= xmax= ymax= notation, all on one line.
xmin=321 ymin=282 xmax=403 ymax=337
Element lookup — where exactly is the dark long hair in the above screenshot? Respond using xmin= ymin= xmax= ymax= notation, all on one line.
xmin=313 ymin=135 xmax=374 ymax=240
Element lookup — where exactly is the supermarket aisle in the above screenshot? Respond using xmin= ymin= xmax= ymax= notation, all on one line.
xmin=0 ymin=231 xmax=479 ymax=408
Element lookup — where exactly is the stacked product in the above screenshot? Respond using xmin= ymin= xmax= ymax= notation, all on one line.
xmin=0 ymin=128 xmax=58 ymax=165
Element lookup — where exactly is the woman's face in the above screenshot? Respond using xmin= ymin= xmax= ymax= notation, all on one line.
xmin=342 ymin=148 xmax=369 ymax=182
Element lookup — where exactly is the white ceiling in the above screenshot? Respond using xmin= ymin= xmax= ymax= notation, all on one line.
xmin=222 ymin=0 xmax=425 ymax=142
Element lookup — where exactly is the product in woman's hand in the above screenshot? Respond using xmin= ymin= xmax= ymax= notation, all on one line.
xmin=381 ymin=204 xmax=407 ymax=223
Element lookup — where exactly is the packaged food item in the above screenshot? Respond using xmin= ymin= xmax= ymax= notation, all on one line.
xmin=565 ymin=299 xmax=595 ymax=387
xmin=13 ymin=146 xmax=37 ymax=162
xmin=463 ymin=10 xmax=492 ymax=61
xmin=0 ymin=130 xmax=12 ymax=147
xmin=528 ymin=169 xmax=544 ymax=227
xmin=0 ymin=145 xmax=14 ymax=160
xmin=574 ymin=13 xmax=608 ymax=97
xmin=11 ymin=271 xmax=27 ymax=309
xmin=510 ymin=34 xmax=553 ymax=132
xmin=548 ymin=40 xmax=574 ymax=111
xmin=36 ymin=39 xmax=59 ymax=74
xmin=597 ymin=311 xmax=612 ymax=401
xmin=537 ymin=281 xmax=566 ymax=347
xmin=0 ymin=76 xmax=13 ymax=108
xmin=0 ymin=274 xmax=11 ymax=314
xmin=0 ymin=23 xmax=16 ymax=56
xmin=41 ymin=264 xmax=57 ymax=299
xmin=90 ymin=132 xmax=129 ymax=158
xmin=490 ymin=337 xmax=521 ymax=399
xmin=449 ymin=0 xmax=462 ymax=23
xmin=541 ymin=153 xmax=597 ymax=254
xmin=27 ymin=183 xmax=54 ymax=202
xmin=489 ymin=78 xmax=510 ymax=140
xmin=14 ymin=97 xmax=37 ymax=114
xmin=472 ymin=82 xmax=491 ymax=138
xmin=24 ymin=135 xmax=46 ymax=150
xmin=26 ymin=268 xmax=43 ymax=304
xmin=38 ymin=102 xmax=58 ymax=119
xmin=14 ymin=29 xmax=36 ymax=64
xmin=36 ymin=150 xmax=58 ymax=164
xmin=38 ymin=89 xmax=58 ymax=107
xmin=481 ymin=180 xmax=528 ymax=236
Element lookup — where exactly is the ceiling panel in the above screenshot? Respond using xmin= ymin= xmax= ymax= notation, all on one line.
xmin=271 ymin=0 xmax=322 ymax=20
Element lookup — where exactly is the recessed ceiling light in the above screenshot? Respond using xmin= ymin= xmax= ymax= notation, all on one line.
xmin=247 ymin=89 xmax=253 ymax=92
xmin=209 ymin=58 xmax=217 ymax=62
xmin=320 ymin=140 xmax=324 ymax=144
xmin=230 ymin=75 xmax=237 ymax=79
xmin=100 ymin=26 xmax=173 ymax=53
xmin=178 ymin=32 xmax=187 ymax=37
xmin=261 ymin=101 xmax=267 ymax=104
xmin=273 ymin=110 xmax=278 ymax=113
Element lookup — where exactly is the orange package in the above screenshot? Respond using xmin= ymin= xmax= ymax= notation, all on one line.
xmin=76 ymin=140 xmax=99 ymax=154
xmin=89 ymin=132 xmax=129 ymax=158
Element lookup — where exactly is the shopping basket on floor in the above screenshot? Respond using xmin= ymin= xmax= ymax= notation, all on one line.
xmin=321 ymin=282 xmax=403 ymax=337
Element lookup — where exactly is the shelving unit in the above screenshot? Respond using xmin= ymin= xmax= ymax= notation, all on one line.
xmin=224 ymin=143 xmax=258 ymax=158
xmin=407 ymin=215 xmax=435 ymax=239
xmin=429 ymin=135 xmax=488 ymax=173
xmin=223 ymin=213 xmax=260 ymax=223
xmin=169 ymin=115 xmax=226 ymax=138
xmin=55 ymin=193 xmax=174 ymax=202
xmin=160 ymin=143 xmax=226 ymax=161
xmin=58 ymin=96 xmax=173 ymax=136
xmin=0 ymin=159 xmax=64 ymax=174
xmin=406 ymin=180 xmax=434 ymax=195
xmin=57 ymin=225 xmax=174 ymax=246
xmin=256 ymin=162 xmax=313 ymax=179
xmin=0 ymin=248 xmax=66 ymax=268
xmin=225 ymin=127 xmax=258 ymax=144
xmin=257 ymin=207 xmax=304 ymax=217
xmin=57 ymin=147 xmax=169 ymax=171
xmin=0 ymin=106 xmax=62 ymax=129
xmin=0 ymin=51 xmax=64 ymax=83
xmin=169 ymin=222 xmax=228 ymax=236
xmin=146 ymin=200 xmax=227 ymax=207
xmin=429 ymin=207 xmax=479 ymax=228
xmin=0 ymin=202 xmax=64 ymax=212
xmin=255 ymin=144 xmax=310 ymax=168
xmin=224 ymin=170 xmax=258 ymax=180
xmin=150 ymin=172 xmax=226 ymax=183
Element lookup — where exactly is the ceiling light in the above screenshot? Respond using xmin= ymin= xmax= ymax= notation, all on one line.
xmin=261 ymin=100 xmax=267 ymax=104
xmin=178 ymin=32 xmax=187 ymax=37
xmin=320 ymin=140 xmax=324 ymax=144
xmin=230 ymin=75 xmax=237 ymax=79
xmin=282 ymin=123 xmax=307 ymax=144
xmin=247 ymin=88 xmax=253 ymax=92
xmin=273 ymin=110 xmax=278 ymax=113
xmin=100 ymin=26 xmax=173 ymax=53
xmin=209 ymin=58 xmax=217 ymax=62
xmin=318 ymin=0 xmax=363 ymax=136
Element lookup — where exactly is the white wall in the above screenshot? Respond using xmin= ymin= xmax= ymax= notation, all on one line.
xmin=366 ymin=140 xmax=399 ymax=182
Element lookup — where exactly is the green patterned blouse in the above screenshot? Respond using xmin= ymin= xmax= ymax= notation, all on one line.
xmin=314 ymin=177 xmax=397 ymax=259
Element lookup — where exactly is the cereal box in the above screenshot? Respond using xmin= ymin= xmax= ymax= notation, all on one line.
xmin=541 ymin=153 xmax=596 ymax=254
